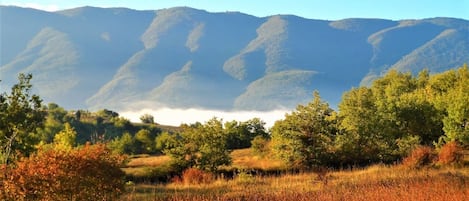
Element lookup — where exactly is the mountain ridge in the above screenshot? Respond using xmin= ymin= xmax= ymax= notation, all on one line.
xmin=1 ymin=6 xmax=468 ymax=111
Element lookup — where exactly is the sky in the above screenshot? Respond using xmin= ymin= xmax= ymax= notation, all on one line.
xmin=1 ymin=0 xmax=468 ymax=20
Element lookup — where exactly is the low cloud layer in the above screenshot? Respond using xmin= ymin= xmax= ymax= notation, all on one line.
xmin=120 ymin=108 xmax=289 ymax=128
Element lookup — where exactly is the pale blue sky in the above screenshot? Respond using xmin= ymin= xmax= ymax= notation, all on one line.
xmin=1 ymin=0 xmax=468 ymax=20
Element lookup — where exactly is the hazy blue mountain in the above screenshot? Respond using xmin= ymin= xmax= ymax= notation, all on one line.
xmin=1 ymin=6 xmax=468 ymax=111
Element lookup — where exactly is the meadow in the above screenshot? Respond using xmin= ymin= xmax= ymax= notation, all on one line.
xmin=119 ymin=149 xmax=469 ymax=201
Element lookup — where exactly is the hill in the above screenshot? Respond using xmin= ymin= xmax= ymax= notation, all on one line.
xmin=1 ymin=6 xmax=468 ymax=111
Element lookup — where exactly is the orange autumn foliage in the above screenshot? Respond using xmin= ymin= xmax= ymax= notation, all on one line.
xmin=402 ymin=146 xmax=436 ymax=169
xmin=0 ymin=143 xmax=125 ymax=201
xmin=437 ymin=141 xmax=464 ymax=165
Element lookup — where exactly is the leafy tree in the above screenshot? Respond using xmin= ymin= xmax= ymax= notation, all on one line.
xmin=37 ymin=103 xmax=67 ymax=144
xmin=135 ymin=129 xmax=155 ymax=154
xmin=224 ymin=118 xmax=268 ymax=150
xmin=53 ymin=123 xmax=77 ymax=151
xmin=251 ymin=135 xmax=270 ymax=157
xmin=337 ymin=69 xmax=447 ymax=164
xmin=336 ymin=87 xmax=386 ymax=164
xmin=108 ymin=132 xmax=134 ymax=155
xmin=0 ymin=74 xmax=44 ymax=164
xmin=271 ymin=92 xmax=336 ymax=169
xmin=440 ymin=65 xmax=469 ymax=145
xmin=155 ymin=131 xmax=178 ymax=152
xmin=371 ymin=70 xmax=418 ymax=142
xmin=97 ymin=109 xmax=119 ymax=120
xmin=165 ymin=118 xmax=231 ymax=172
xmin=112 ymin=117 xmax=132 ymax=130
xmin=396 ymin=135 xmax=422 ymax=157
xmin=140 ymin=113 xmax=155 ymax=124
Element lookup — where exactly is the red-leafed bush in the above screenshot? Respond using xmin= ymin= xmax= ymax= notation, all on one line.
xmin=437 ymin=141 xmax=463 ymax=166
xmin=180 ymin=168 xmax=214 ymax=185
xmin=0 ymin=143 xmax=125 ymax=201
xmin=402 ymin=146 xmax=436 ymax=169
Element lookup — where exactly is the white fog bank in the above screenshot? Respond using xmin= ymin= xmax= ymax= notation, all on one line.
xmin=120 ymin=108 xmax=290 ymax=128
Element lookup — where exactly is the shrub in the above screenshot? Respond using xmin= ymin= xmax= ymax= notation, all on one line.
xmin=251 ymin=136 xmax=270 ymax=157
xmin=437 ymin=141 xmax=463 ymax=166
xmin=0 ymin=143 xmax=126 ymax=201
xmin=235 ymin=169 xmax=256 ymax=185
xmin=180 ymin=168 xmax=214 ymax=185
xmin=402 ymin=146 xmax=436 ymax=169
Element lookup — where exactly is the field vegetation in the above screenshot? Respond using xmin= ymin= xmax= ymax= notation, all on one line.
xmin=1 ymin=65 xmax=469 ymax=200
xmin=120 ymin=152 xmax=469 ymax=201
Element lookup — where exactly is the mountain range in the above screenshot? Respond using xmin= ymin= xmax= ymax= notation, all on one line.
xmin=1 ymin=6 xmax=468 ymax=111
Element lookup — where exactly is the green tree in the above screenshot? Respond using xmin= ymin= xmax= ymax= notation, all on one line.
xmin=53 ymin=123 xmax=77 ymax=151
xmin=37 ymin=103 xmax=67 ymax=144
xmin=336 ymin=87 xmax=386 ymax=164
xmin=165 ymin=118 xmax=231 ymax=172
xmin=140 ymin=113 xmax=155 ymax=124
xmin=440 ymin=65 xmax=469 ymax=145
xmin=155 ymin=131 xmax=178 ymax=152
xmin=336 ymin=69 xmax=446 ymax=164
xmin=108 ymin=132 xmax=134 ymax=154
xmin=251 ymin=135 xmax=270 ymax=157
xmin=271 ymin=92 xmax=336 ymax=169
xmin=224 ymin=118 xmax=268 ymax=150
xmin=135 ymin=129 xmax=155 ymax=154
xmin=0 ymin=74 xmax=44 ymax=164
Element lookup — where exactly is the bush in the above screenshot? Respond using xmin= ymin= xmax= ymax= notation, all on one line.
xmin=180 ymin=168 xmax=214 ymax=185
xmin=235 ymin=169 xmax=256 ymax=185
xmin=437 ymin=141 xmax=463 ymax=166
xmin=0 ymin=143 xmax=125 ymax=201
xmin=402 ymin=146 xmax=436 ymax=169
xmin=251 ymin=136 xmax=270 ymax=157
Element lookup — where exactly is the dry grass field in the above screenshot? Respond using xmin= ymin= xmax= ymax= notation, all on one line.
xmin=119 ymin=149 xmax=469 ymax=201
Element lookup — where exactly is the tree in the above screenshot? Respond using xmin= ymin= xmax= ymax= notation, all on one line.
xmin=251 ymin=135 xmax=270 ymax=157
xmin=135 ymin=129 xmax=155 ymax=153
xmin=440 ymin=65 xmax=469 ymax=145
xmin=108 ymin=132 xmax=134 ymax=155
xmin=271 ymin=92 xmax=336 ymax=169
xmin=0 ymin=74 xmax=44 ymax=164
xmin=336 ymin=87 xmax=391 ymax=164
xmin=165 ymin=118 xmax=231 ymax=172
xmin=37 ymin=103 xmax=67 ymax=144
xmin=224 ymin=118 xmax=268 ymax=150
xmin=336 ymin=69 xmax=447 ymax=165
xmin=155 ymin=131 xmax=178 ymax=152
xmin=53 ymin=123 xmax=77 ymax=151
xmin=140 ymin=113 xmax=155 ymax=124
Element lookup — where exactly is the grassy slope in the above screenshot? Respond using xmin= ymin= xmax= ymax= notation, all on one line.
xmin=120 ymin=149 xmax=469 ymax=201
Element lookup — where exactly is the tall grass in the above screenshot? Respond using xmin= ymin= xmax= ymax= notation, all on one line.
xmin=120 ymin=165 xmax=469 ymax=201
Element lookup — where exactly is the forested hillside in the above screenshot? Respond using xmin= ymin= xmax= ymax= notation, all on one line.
xmin=1 ymin=6 xmax=468 ymax=111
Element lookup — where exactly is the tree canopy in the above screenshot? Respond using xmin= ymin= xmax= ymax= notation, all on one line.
xmin=271 ymin=91 xmax=337 ymax=169
xmin=0 ymin=74 xmax=45 ymax=164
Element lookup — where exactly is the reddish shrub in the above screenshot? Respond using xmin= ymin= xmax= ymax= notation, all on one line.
xmin=181 ymin=168 xmax=214 ymax=185
xmin=438 ymin=141 xmax=463 ymax=166
xmin=402 ymin=146 xmax=436 ymax=169
xmin=0 ymin=143 xmax=126 ymax=201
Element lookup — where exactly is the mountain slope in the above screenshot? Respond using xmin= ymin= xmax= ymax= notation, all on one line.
xmin=1 ymin=6 xmax=468 ymax=111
